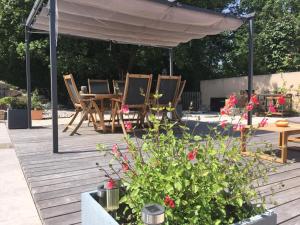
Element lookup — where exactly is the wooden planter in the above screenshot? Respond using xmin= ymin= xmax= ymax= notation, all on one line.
xmin=81 ymin=191 xmax=277 ymax=225
xmin=7 ymin=109 xmax=28 ymax=129
xmin=31 ymin=110 xmax=43 ymax=120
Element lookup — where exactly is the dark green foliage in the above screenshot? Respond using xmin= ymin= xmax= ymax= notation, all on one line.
xmin=0 ymin=96 xmax=27 ymax=109
xmin=0 ymin=0 xmax=299 ymax=105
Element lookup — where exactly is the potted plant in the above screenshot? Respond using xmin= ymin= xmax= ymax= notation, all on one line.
xmin=82 ymin=94 xmax=277 ymax=225
xmin=31 ymin=89 xmax=44 ymax=120
xmin=0 ymin=96 xmax=28 ymax=129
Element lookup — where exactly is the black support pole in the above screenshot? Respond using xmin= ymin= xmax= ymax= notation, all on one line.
xmin=169 ymin=48 xmax=173 ymax=76
xmin=247 ymin=17 xmax=254 ymax=126
xmin=25 ymin=27 xmax=32 ymax=129
xmin=49 ymin=0 xmax=58 ymax=153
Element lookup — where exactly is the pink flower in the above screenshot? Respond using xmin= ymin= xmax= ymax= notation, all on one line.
xmin=242 ymin=113 xmax=248 ymax=120
xmin=124 ymin=121 xmax=132 ymax=130
xmin=228 ymin=94 xmax=238 ymax=107
xmin=123 ymin=154 xmax=128 ymax=162
xmin=187 ymin=149 xmax=197 ymax=161
xmin=251 ymin=95 xmax=259 ymax=105
xmin=122 ymin=162 xmax=129 ymax=172
xmin=233 ymin=124 xmax=245 ymax=132
xmin=112 ymin=144 xmax=121 ymax=157
xmin=220 ymin=120 xmax=227 ymax=128
xmin=278 ymin=95 xmax=286 ymax=105
xmin=120 ymin=105 xmax=129 ymax=114
xmin=220 ymin=107 xmax=229 ymax=115
xmin=259 ymin=118 xmax=268 ymax=127
xmin=164 ymin=195 xmax=175 ymax=208
xmin=106 ymin=179 xmax=115 ymax=189
xmin=246 ymin=104 xmax=254 ymax=111
xmin=268 ymin=103 xmax=277 ymax=113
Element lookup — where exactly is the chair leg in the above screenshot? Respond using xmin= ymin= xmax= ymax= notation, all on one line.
xmin=63 ymin=110 xmax=79 ymax=132
xmin=70 ymin=110 xmax=89 ymax=136
xmin=119 ymin=113 xmax=127 ymax=136
xmin=70 ymin=103 xmax=93 ymax=136
xmin=111 ymin=102 xmax=119 ymax=133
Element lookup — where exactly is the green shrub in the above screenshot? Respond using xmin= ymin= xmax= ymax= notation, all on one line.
xmin=97 ymin=94 xmax=274 ymax=225
xmin=31 ymin=89 xmax=44 ymax=110
xmin=0 ymin=96 xmax=27 ymax=109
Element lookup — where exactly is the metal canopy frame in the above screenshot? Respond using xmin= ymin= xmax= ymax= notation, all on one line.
xmin=25 ymin=0 xmax=254 ymax=153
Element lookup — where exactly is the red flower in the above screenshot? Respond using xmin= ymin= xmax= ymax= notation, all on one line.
xmin=233 ymin=124 xmax=245 ymax=132
xmin=122 ymin=162 xmax=129 ymax=172
xmin=259 ymin=118 xmax=268 ymax=127
xmin=124 ymin=121 xmax=133 ymax=130
xmin=246 ymin=104 xmax=254 ymax=111
xmin=169 ymin=199 xmax=175 ymax=208
xmin=228 ymin=94 xmax=238 ymax=107
xmin=251 ymin=95 xmax=259 ymax=105
xmin=278 ymin=95 xmax=286 ymax=105
xmin=164 ymin=195 xmax=175 ymax=208
xmin=120 ymin=105 xmax=129 ymax=114
xmin=106 ymin=179 xmax=115 ymax=189
xmin=268 ymin=103 xmax=277 ymax=113
xmin=220 ymin=107 xmax=229 ymax=115
xmin=220 ymin=120 xmax=227 ymax=128
xmin=187 ymin=149 xmax=197 ymax=161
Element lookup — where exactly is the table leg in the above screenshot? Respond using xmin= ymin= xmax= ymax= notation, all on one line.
xmin=279 ymin=133 xmax=282 ymax=148
xmin=99 ymin=99 xmax=106 ymax=132
xmin=281 ymin=132 xmax=288 ymax=163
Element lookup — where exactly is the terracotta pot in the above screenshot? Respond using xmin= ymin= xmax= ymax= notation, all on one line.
xmin=31 ymin=110 xmax=43 ymax=120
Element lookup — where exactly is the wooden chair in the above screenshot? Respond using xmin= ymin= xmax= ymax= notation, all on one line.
xmin=153 ymin=75 xmax=181 ymax=120
xmin=63 ymin=74 xmax=100 ymax=135
xmin=111 ymin=74 xmax=152 ymax=135
xmin=112 ymin=80 xmax=125 ymax=95
xmin=88 ymin=79 xmax=110 ymax=94
xmin=173 ymin=80 xmax=186 ymax=121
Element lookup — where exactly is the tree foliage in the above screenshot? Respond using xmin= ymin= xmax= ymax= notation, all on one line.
xmin=0 ymin=0 xmax=299 ymax=104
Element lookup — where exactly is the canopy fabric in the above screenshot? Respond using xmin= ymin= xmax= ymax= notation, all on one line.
xmin=31 ymin=0 xmax=244 ymax=47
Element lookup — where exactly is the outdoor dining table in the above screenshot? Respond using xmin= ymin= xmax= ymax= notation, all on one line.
xmin=80 ymin=93 xmax=119 ymax=132
xmin=240 ymin=123 xmax=300 ymax=163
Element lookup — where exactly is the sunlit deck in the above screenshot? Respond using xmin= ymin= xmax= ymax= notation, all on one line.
xmin=8 ymin=122 xmax=300 ymax=225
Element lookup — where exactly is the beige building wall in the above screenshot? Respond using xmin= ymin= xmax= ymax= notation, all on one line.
xmin=200 ymin=72 xmax=300 ymax=111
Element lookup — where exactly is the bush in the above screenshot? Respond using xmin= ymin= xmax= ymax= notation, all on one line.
xmin=31 ymin=89 xmax=44 ymax=110
xmin=0 ymin=96 xmax=27 ymax=109
xmin=97 ymin=94 xmax=274 ymax=225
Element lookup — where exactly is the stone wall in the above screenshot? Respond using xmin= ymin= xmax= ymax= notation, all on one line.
xmin=200 ymin=72 xmax=300 ymax=111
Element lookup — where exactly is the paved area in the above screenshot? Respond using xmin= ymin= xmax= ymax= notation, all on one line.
xmin=0 ymin=123 xmax=41 ymax=225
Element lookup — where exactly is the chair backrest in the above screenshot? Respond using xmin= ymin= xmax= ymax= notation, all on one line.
xmin=122 ymin=73 xmax=152 ymax=107
xmin=88 ymin=79 xmax=110 ymax=94
xmin=63 ymin=74 xmax=81 ymax=106
xmin=113 ymin=80 xmax=125 ymax=95
xmin=155 ymin=75 xmax=181 ymax=106
xmin=175 ymin=80 xmax=186 ymax=106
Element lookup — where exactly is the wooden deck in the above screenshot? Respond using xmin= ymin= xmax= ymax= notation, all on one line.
xmin=8 ymin=122 xmax=300 ymax=225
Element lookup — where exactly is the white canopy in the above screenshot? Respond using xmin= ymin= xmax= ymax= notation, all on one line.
xmin=31 ymin=0 xmax=244 ymax=47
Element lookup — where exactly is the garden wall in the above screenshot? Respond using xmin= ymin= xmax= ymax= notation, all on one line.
xmin=200 ymin=72 xmax=300 ymax=112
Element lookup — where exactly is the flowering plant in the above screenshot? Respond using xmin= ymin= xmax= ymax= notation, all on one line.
xmin=96 ymin=94 xmax=274 ymax=225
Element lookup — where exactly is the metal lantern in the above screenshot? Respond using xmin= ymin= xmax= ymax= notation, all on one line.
xmin=106 ymin=187 xmax=119 ymax=211
xmin=141 ymin=204 xmax=165 ymax=225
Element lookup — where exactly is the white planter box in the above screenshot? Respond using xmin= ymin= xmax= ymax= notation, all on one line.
xmin=81 ymin=191 xmax=277 ymax=225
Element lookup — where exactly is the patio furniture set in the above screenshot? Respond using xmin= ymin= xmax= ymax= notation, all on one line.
xmin=63 ymin=73 xmax=186 ymax=136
